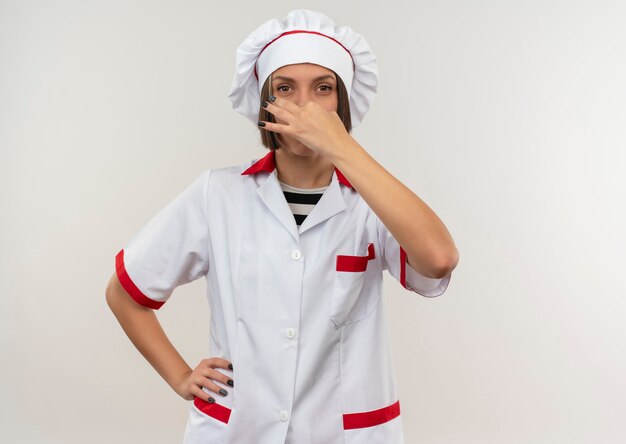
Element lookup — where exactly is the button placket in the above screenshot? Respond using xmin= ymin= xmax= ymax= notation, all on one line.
xmin=277 ymin=245 xmax=300 ymax=426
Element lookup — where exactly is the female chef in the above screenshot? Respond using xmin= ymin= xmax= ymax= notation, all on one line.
xmin=106 ymin=9 xmax=458 ymax=444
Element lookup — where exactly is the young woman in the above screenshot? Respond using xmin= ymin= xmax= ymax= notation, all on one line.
xmin=106 ymin=9 xmax=458 ymax=444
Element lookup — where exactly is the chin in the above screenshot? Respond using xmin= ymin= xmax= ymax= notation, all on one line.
xmin=280 ymin=138 xmax=316 ymax=157
xmin=293 ymin=146 xmax=316 ymax=156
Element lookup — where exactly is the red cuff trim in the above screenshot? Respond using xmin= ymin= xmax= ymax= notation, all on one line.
xmin=400 ymin=247 xmax=407 ymax=289
xmin=343 ymin=400 xmax=401 ymax=430
xmin=115 ymin=249 xmax=165 ymax=310
xmin=194 ymin=397 xmax=232 ymax=424
xmin=336 ymin=243 xmax=375 ymax=272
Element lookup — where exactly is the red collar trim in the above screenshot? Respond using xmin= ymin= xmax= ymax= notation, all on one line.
xmin=241 ymin=150 xmax=353 ymax=189
xmin=334 ymin=168 xmax=353 ymax=189
xmin=241 ymin=150 xmax=276 ymax=175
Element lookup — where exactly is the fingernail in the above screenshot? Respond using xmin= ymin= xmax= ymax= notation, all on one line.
xmin=227 ymin=379 xmax=234 ymax=387
xmin=208 ymin=397 xmax=215 ymax=403
xmin=219 ymin=389 xmax=228 ymax=396
xmin=228 ymin=363 xmax=233 ymax=370
xmin=257 ymin=121 xmax=266 ymax=127
xmin=261 ymin=101 xmax=268 ymax=108
xmin=268 ymin=95 xmax=276 ymax=102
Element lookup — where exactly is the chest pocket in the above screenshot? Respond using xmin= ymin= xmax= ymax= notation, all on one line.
xmin=331 ymin=243 xmax=378 ymax=328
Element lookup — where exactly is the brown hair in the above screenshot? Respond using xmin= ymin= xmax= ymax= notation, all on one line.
xmin=258 ymin=71 xmax=352 ymax=150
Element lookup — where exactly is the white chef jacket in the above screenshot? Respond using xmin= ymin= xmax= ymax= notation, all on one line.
xmin=114 ymin=150 xmax=452 ymax=444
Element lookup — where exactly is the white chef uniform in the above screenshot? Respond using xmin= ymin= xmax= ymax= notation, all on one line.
xmin=115 ymin=149 xmax=452 ymax=443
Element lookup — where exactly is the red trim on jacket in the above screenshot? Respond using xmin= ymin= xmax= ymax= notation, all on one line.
xmin=241 ymin=150 xmax=353 ymax=188
xmin=336 ymin=243 xmax=375 ymax=272
xmin=193 ymin=397 xmax=232 ymax=424
xmin=241 ymin=149 xmax=277 ymax=175
xmin=253 ymin=30 xmax=356 ymax=80
xmin=115 ymin=249 xmax=165 ymax=310
xmin=334 ymin=168 xmax=353 ymax=189
xmin=343 ymin=400 xmax=401 ymax=430
xmin=400 ymin=246 xmax=408 ymax=289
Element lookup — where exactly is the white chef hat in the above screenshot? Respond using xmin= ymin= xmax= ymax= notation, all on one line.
xmin=227 ymin=9 xmax=378 ymax=129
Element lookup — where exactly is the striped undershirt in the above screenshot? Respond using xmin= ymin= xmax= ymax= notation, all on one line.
xmin=278 ymin=180 xmax=329 ymax=227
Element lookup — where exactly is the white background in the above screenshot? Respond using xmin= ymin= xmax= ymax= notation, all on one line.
xmin=1 ymin=1 xmax=625 ymax=443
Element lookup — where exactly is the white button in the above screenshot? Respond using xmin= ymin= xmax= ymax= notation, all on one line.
xmin=291 ymin=249 xmax=302 ymax=260
xmin=279 ymin=410 xmax=289 ymax=421
xmin=285 ymin=328 xmax=297 ymax=339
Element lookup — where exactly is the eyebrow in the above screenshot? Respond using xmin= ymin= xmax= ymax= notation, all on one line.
xmin=272 ymin=74 xmax=336 ymax=83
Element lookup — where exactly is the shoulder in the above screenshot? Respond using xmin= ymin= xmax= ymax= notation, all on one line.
xmin=201 ymin=155 xmax=266 ymax=195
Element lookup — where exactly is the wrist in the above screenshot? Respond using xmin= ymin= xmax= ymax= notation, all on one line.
xmin=327 ymin=134 xmax=355 ymax=165
xmin=172 ymin=368 xmax=193 ymax=398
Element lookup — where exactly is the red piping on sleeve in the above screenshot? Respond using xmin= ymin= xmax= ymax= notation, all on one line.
xmin=400 ymin=247 xmax=408 ymax=289
xmin=115 ymin=249 xmax=165 ymax=310
xmin=193 ymin=397 xmax=232 ymax=424
xmin=343 ymin=400 xmax=401 ymax=430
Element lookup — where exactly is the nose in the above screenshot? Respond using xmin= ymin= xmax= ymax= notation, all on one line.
xmin=294 ymin=90 xmax=315 ymax=107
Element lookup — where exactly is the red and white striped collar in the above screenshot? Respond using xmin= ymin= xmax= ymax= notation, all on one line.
xmin=241 ymin=150 xmax=353 ymax=189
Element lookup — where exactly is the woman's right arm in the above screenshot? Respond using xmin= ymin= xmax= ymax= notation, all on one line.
xmin=105 ymin=273 xmax=233 ymax=402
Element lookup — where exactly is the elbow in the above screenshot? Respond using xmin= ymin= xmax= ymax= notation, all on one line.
xmin=406 ymin=247 xmax=459 ymax=279
xmin=432 ymin=248 xmax=459 ymax=279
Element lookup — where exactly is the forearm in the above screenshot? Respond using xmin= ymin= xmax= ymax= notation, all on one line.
xmin=329 ymin=137 xmax=458 ymax=278
xmin=105 ymin=274 xmax=192 ymax=395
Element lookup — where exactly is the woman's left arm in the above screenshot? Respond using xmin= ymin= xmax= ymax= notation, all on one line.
xmin=329 ymin=137 xmax=459 ymax=279
xmin=260 ymin=97 xmax=459 ymax=279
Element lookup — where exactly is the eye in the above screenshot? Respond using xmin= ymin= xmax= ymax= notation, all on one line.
xmin=276 ymin=85 xmax=291 ymax=93
xmin=318 ymin=84 xmax=333 ymax=92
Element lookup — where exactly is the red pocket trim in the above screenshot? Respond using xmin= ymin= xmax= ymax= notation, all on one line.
xmin=193 ymin=397 xmax=232 ymax=424
xmin=115 ymin=249 xmax=165 ymax=309
xmin=336 ymin=243 xmax=376 ymax=272
xmin=343 ymin=399 xmax=401 ymax=430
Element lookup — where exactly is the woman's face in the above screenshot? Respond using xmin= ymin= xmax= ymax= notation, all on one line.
xmin=271 ymin=63 xmax=338 ymax=156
